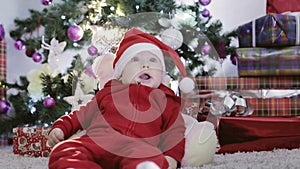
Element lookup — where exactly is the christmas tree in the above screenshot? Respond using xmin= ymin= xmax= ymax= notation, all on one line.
xmin=0 ymin=0 xmax=237 ymax=134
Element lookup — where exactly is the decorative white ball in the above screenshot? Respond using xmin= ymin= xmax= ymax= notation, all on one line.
xmin=161 ymin=28 xmax=183 ymax=50
xmin=179 ymin=77 xmax=195 ymax=94
xmin=158 ymin=18 xmax=171 ymax=27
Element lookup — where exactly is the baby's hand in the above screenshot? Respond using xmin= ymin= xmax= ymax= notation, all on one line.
xmin=165 ymin=156 xmax=177 ymax=169
xmin=47 ymin=128 xmax=64 ymax=147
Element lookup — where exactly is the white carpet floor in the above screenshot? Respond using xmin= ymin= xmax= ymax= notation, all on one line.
xmin=1 ymin=146 xmax=300 ymax=169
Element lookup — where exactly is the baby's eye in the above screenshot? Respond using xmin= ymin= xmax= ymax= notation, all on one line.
xmin=131 ymin=56 xmax=139 ymax=62
xmin=149 ymin=57 xmax=157 ymax=62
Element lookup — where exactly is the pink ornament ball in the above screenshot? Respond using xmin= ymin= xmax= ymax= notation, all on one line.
xmin=43 ymin=97 xmax=56 ymax=109
xmin=202 ymin=9 xmax=210 ymax=18
xmin=40 ymin=0 xmax=52 ymax=6
xmin=0 ymin=100 xmax=11 ymax=115
xmin=201 ymin=43 xmax=212 ymax=55
xmin=67 ymin=25 xmax=84 ymax=42
xmin=199 ymin=0 xmax=211 ymax=6
xmin=32 ymin=52 xmax=43 ymax=62
xmin=14 ymin=39 xmax=25 ymax=51
xmin=87 ymin=45 xmax=98 ymax=56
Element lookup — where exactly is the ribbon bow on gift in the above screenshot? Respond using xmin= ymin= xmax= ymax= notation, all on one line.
xmin=206 ymin=93 xmax=254 ymax=117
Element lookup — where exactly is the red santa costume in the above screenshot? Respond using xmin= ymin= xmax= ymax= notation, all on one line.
xmin=48 ymin=28 xmax=187 ymax=169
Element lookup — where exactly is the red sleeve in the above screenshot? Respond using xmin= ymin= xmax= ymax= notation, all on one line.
xmin=159 ymin=96 xmax=186 ymax=166
xmin=51 ymin=97 xmax=99 ymax=139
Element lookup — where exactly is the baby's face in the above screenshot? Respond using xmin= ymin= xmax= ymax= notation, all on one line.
xmin=120 ymin=51 xmax=163 ymax=88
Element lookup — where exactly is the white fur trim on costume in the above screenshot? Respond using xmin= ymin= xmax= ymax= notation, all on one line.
xmin=181 ymin=114 xmax=217 ymax=167
xmin=136 ymin=161 xmax=161 ymax=169
xmin=114 ymin=43 xmax=166 ymax=79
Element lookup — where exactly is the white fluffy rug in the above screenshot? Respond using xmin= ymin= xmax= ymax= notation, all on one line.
xmin=1 ymin=146 xmax=300 ymax=169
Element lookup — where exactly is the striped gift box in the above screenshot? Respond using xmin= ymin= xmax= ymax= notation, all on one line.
xmin=237 ymin=46 xmax=300 ymax=76
xmin=237 ymin=13 xmax=298 ymax=48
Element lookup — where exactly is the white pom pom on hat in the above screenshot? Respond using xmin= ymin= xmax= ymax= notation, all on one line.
xmin=113 ymin=27 xmax=195 ymax=93
xmin=179 ymin=77 xmax=195 ymax=94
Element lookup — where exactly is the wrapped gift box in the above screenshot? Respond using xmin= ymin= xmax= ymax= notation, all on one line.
xmin=217 ymin=116 xmax=300 ymax=153
xmin=267 ymin=0 xmax=300 ymax=14
xmin=0 ymin=36 xmax=6 ymax=99
xmin=197 ymin=96 xmax=300 ymax=118
xmin=237 ymin=13 xmax=299 ymax=48
xmin=0 ymin=132 xmax=12 ymax=146
xmin=247 ymin=97 xmax=300 ymax=116
xmin=12 ymin=126 xmax=51 ymax=157
xmin=195 ymin=76 xmax=300 ymax=90
xmin=194 ymin=77 xmax=300 ymax=118
xmin=237 ymin=46 xmax=300 ymax=76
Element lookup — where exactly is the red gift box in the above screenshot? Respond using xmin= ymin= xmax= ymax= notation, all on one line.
xmin=12 ymin=126 xmax=51 ymax=157
xmin=267 ymin=0 xmax=300 ymax=14
xmin=217 ymin=116 xmax=300 ymax=153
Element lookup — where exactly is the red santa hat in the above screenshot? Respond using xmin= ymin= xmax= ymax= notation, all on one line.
xmin=113 ymin=27 xmax=195 ymax=93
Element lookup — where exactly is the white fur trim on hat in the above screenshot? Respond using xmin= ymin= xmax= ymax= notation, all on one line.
xmin=114 ymin=43 xmax=166 ymax=79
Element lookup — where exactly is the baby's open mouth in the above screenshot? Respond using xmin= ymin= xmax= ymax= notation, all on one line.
xmin=139 ymin=73 xmax=151 ymax=80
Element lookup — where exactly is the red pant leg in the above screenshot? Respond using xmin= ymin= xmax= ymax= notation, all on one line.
xmin=48 ymin=137 xmax=103 ymax=169
xmin=49 ymin=135 xmax=170 ymax=169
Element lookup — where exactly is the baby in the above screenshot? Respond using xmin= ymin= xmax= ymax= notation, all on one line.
xmin=47 ymin=28 xmax=187 ymax=169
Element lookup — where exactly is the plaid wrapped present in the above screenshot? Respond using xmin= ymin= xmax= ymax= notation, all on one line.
xmin=194 ymin=77 xmax=300 ymax=117
xmin=237 ymin=46 xmax=300 ymax=76
xmin=13 ymin=126 xmax=51 ymax=157
xmin=0 ymin=132 xmax=12 ymax=146
xmin=0 ymin=38 xmax=6 ymax=99
xmin=247 ymin=98 xmax=300 ymax=116
xmin=195 ymin=76 xmax=300 ymax=90
xmin=237 ymin=13 xmax=299 ymax=48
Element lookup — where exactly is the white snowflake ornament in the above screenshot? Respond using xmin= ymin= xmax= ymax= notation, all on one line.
xmin=63 ymin=82 xmax=94 ymax=111
xmin=41 ymin=37 xmax=74 ymax=73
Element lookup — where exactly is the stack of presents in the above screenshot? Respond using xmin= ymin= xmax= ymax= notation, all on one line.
xmin=195 ymin=0 xmax=300 ymax=154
